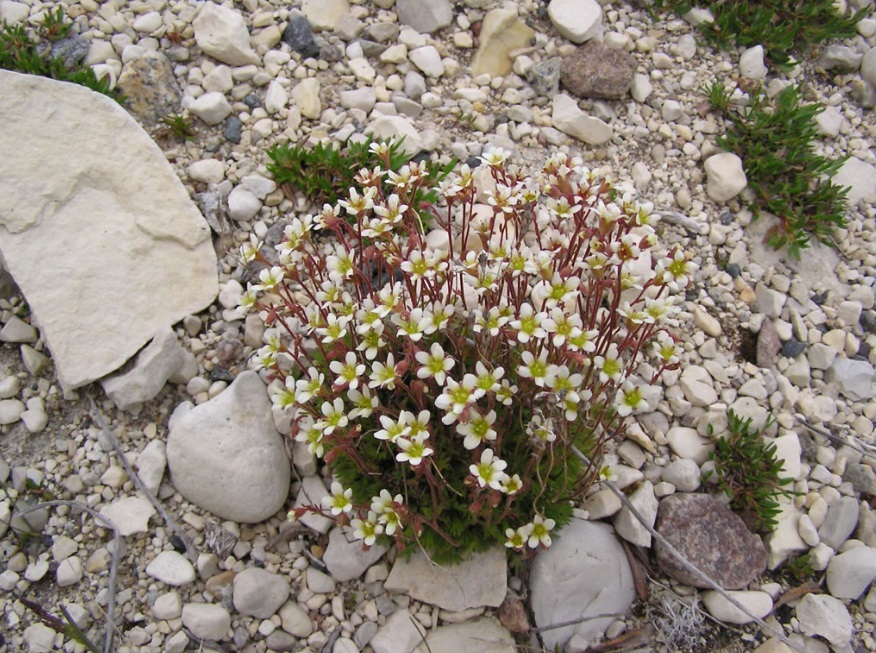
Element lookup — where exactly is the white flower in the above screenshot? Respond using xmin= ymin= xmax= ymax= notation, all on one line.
xmin=371 ymin=490 xmax=404 ymax=535
xmin=510 ymin=304 xmax=547 ymax=343
xmin=415 ymin=342 xmax=455 ymax=386
xmin=517 ymin=350 xmax=555 ymax=388
xmin=374 ymin=414 xmax=411 ymax=443
xmin=369 ymin=354 xmax=398 ymax=389
xmin=351 ymin=511 xmax=384 ymax=546
xmin=294 ymin=368 xmax=325 ymax=404
xmin=505 ymin=525 xmax=529 ymax=549
xmin=329 ymin=351 xmax=366 ymax=389
xmin=348 ymin=386 xmax=378 ymax=419
xmin=456 ymin=410 xmax=497 ymax=450
xmin=526 ymin=515 xmax=555 ymax=548
xmin=319 ymin=398 xmax=348 ymax=434
xmin=322 ymin=482 xmax=353 ymax=516
xmin=395 ymin=433 xmax=434 ymax=466
xmin=434 ymin=376 xmax=478 ymax=420
xmin=469 ymin=449 xmax=509 ymax=491
xmin=594 ymin=344 xmax=624 ymax=384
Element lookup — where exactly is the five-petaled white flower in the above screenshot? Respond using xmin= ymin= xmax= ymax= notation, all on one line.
xmin=369 ymin=354 xmax=399 ymax=389
xmin=351 ymin=511 xmax=384 ymax=546
xmin=526 ymin=515 xmax=556 ymax=548
xmin=469 ymin=449 xmax=509 ymax=491
xmin=323 ymin=482 xmax=353 ymax=515
xmin=415 ymin=342 xmax=455 ymax=386
xmin=435 ymin=376 xmax=478 ymax=422
xmin=330 ymin=351 xmax=366 ymax=390
xmin=395 ymin=433 xmax=434 ymax=466
xmin=594 ymin=344 xmax=624 ymax=384
xmin=456 ymin=409 xmax=498 ymax=450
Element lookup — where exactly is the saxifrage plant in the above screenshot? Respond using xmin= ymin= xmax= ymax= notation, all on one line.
xmin=242 ymin=147 xmax=694 ymax=563
xmin=708 ymin=409 xmax=794 ymax=533
xmin=705 ymin=80 xmax=850 ymax=257
xmin=266 ymin=137 xmax=454 ymax=215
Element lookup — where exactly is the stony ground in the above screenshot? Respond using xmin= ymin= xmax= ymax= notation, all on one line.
xmin=2 ymin=0 xmax=876 ymax=652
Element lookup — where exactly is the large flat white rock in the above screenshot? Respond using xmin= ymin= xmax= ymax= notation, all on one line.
xmin=0 ymin=71 xmax=217 ymax=388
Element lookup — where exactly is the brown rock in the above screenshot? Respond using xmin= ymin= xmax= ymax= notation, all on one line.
xmin=756 ymin=319 xmax=782 ymax=368
xmin=117 ymin=52 xmax=183 ymax=124
xmin=560 ymin=41 xmax=636 ymax=100
xmin=498 ymin=597 xmax=530 ymax=633
xmin=655 ymin=494 xmax=767 ymax=590
xmin=205 ymin=570 xmax=236 ymax=597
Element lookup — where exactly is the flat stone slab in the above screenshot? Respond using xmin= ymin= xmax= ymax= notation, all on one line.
xmin=385 ymin=547 xmax=507 ymax=612
xmin=0 ymin=71 xmax=217 ymax=389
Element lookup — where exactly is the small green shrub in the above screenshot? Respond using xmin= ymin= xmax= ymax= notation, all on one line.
xmin=266 ymin=137 xmax=455 ymax=216
xmin=245 ymin=147 xmax=691 ymax=563
xmin=650 ymin=0 xmax=870 ymax=66
xmin=705 ymin=80 xmax=850 ymax=257
xmin=0 ymin=6 xmax=117 ymax=99
xmin=708 ymin=409 xmax=794 ymax=532
xmin=160 ymin=114 xmax=195 ymax=142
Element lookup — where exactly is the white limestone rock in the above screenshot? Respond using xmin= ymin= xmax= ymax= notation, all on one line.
xmin=548 ymin=0 xmax=603 ymax=44
xmin=826 ymin=546 xmax=876 ymax=600
xmin=415 ymin=618 xmax=515 ymax=653
xmin=385 ymin=547 xmax=506 ymax=611
xmin=324 ymin=526 xmax=389 ymax=582
xmin=100 ymin=326 xmax=187 ymax=410
xmin=702 ymin=590 xmax=773 ymax=625
xmin=233 ymin=568 xmax=290 ymax=618
xmin=292 ymin=78 xmax=321 ymax=120
xmin=530 ymin=520 xmax=635 ymax=652
xmin=187 ymin=159 xmax=225 ymax=185
xmin=0 ymin=71 xmax=217 ymax=389
xmin=471 ymin=7 xmax=536 ymax=78
xmin=371 ymin=609 xmax=427 ymax=653
xmin=705 ymin=152 xmax=747 ymax=203
xmin=166 ymin=371 xmax=291 ymax=523
xmin=146 ymin=551 xmax=196 ymax=586
xmin=396 ymin=0 xmax=452 ymax=34
xmin=193 ymin=3 xmax=259 ymax=66
xmin=182 ymin=603 xmax=231 ymax=641
xmin=834 ymin=157 xmax=876 ymax=206
xmin=98 ymin=495 xmax=156 ymax=536
xmin=764 ymin=497 xmax=808 ymax=569
xmin=796 ymin=594 xmax=852 ymax=650
xmin=189 ymin=91 xmax=232 ymax=126
xmin=366 ymin=115 xmax=423 ymax=155
xmin=265 ymin=80 xmax=288 ymax=114
xmin=409 ymin=46 xmax=445 ymax=78
xmin=613 ymin=480 xmax=658 ymax=547
xmin=552 ymin=93 xmax=611 ymax=145
xmin=227 ymin=186 xmax=262 ymax=222
xmin=301 ymin=0 xmax=350 ymax=31
xmin=739 ymin=45 xmax=768 ymax=80
xmin=0 ymin=1 xmax=29 ymax=24
xmin=135 ymin=440 xmax=167 ymax=494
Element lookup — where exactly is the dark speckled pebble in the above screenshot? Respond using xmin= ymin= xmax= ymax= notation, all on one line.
xmin=224 ymin=116 xmax=242 ymax=144
xmin=781 ymin=339 xmax=806 ymax=358
xmin=243 ymin=93 xmax=260 ymax=110
xmin=725 ymin=263 xmax=740 ymax=279
xmin=283 ymin=14 xmax=320 ymax=58
xmin=861 ymin=310 xmax=876 ymax=334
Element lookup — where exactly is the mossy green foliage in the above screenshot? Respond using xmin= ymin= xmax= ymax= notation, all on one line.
xmin=330 ymin=391 xmax=598 ymax=564
xmin=650 ymin=0 xmax=870 ymax=66
xmin=708 ymin=410 xmax=795 ymax=533
xmin=160 ymin=113 xmax=195 ymax=141
xmin=266 ymin=137 xmax=455 ymax=216
xmin=705 ymin=80 xmax=850 ymax=257
xmin=0 ymin=6 xmax=117 ymax=99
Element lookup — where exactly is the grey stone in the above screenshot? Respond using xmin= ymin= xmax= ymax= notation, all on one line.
xmin=0 ymin=71 xmax=217 ymax=390
xmin=796 ymin=594 xmax=852 ymax=649
xmin=845 ymin=463 xmax=876 ymax=495
xmin=371 ymin=609 xmax=426 ymax=653
xmin=826 ymin=546 xmax=876 ymax=600
xmin=817 ymin=496 xmax=860 ymax=549
xmin=167 ymin=371 xmax=291 ymax=523
xmin=416 ymin=618 xmax=515 ymax=653
xmin=702 ymin=590 xmax=772 ymax=624
xmin=233 ymin=568 xmax=290 ymax=618
xmin=323 ymin=526 xmax=388 ymax=582
xmin=661 ymin=459 xmax=701 ymax=492
xmin=527 ymin=57 xmax=562 ymax=97
xmin=181 ymin=603 xmax=231 ymax=641
xmin=819 ymin=44 xmax=863 ymax=71
xmin=146 ymin=551 xmax=196 ymax=586
xmin=0 ymin=315 xmax=37 ymax=343
xmin=826 ymin=357 xmax=876 ymax=401
xmin=655 ymin=494 xmax=767 ymax=590
xmin=396 ymin=0 xmax=452 ymax=34
xmin=385 ymin=547 xmax=506 ymax=611
xmin=101 ymin=326 xmax=187 ymax=410
xmin=530 ymin=520 xmax=634 ymax=652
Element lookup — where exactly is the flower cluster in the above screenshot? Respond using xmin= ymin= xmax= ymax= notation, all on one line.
xmin=244 ymin=144 xmax=692 ymax=562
